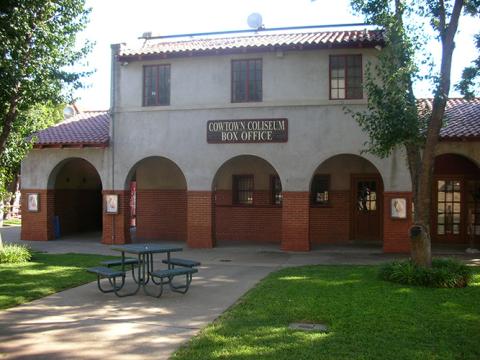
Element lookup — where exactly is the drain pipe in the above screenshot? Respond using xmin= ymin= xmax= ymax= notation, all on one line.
xmin=110 ymin=44 xmax=122 ymax=244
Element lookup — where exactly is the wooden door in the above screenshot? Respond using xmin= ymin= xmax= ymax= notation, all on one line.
xmin=352 ymin=176 xmax=382 ymax=241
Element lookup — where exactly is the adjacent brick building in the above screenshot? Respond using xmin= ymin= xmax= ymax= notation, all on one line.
xmin=20 ymin=26 xmax=480 ymax=252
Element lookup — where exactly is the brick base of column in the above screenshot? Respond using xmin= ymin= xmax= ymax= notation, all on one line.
xmin=102 ymin=190 xmax=131 ymax=245
xmin=281 ymin=191 xmax=310 ymax=251
xmin=187 ymin=191 xmax=214 ymax=248
xmin=383 ymin=192 xmax=412 ymax=253
xmin=20 ymin=189 xmax=54 ymax=241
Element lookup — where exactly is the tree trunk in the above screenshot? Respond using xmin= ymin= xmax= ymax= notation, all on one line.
xmin=4 ymin=173 xmax=20 ymax=220
xmin=408 ymin=0 xmax=464 ymax=267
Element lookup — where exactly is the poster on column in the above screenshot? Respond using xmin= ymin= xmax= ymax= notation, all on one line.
xmin=105 ymin=194 xmax=119 ymax=214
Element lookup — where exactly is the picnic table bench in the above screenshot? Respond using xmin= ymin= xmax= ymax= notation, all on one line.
xmin=87 ymin=244 xmax=200 ymax=298
xmin=86 ymin=266 xmax=126 ymax=297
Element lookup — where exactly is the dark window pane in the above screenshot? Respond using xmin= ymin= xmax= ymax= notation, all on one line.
xmin=232 ymin=59 xmax=262 ymax=102
xmin=143 ymin=64 xmax=170 ymax=106
xmin=271 ymin=175 xmax=282 ymax=205
xmin=330 ymin=55 xmax=362 ymax=99
xmin=234 ymin=175 xmax=254 ymax=205
xmin=311 ymin=175 xmax=329 ymax=205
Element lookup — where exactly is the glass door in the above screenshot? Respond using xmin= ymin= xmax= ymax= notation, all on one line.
xmin=436 ymin=179 xmax=462 ymax=241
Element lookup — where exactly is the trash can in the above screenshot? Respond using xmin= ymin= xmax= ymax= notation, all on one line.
xmin=54 ymin=216 xmax=61 ymax=239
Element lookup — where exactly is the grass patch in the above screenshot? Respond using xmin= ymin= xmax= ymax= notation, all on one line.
xmin=0 ymin=244 xmax=32 ymax=263
xmin=173 ymin=265 xmax=480 ymax=360
xmin=2 ymin=218 xmax=21 ymax=227
xmin=0 ymin=252 xmax=117 ymax=310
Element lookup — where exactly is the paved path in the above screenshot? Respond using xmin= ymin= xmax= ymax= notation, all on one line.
xmin=0 ymin=226 xmax=478 ymax=359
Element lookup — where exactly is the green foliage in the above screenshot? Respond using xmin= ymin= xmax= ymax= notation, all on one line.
xmin=349 ymin=0 xmax=425 ymax=158
xmin=0 ymin=103 xmax=63 ymax=200
xmin=0 ymin=0 xmax=92 ymax=110
xmin=456 ymin=33 xmax=480 ymax=99
xmin=0 ymin=244 xmax=32 ymax=263
xmin=0 ymin=0 xmax=92 ymax=198
xmin=379 ymin=258 xmax=472 ymax=288
xmin=173 ymin=265 xmax=480 ymax=360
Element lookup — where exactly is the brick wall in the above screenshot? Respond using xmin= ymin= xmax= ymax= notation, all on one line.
xmin=54 ymin=189 xmax=102 ymax=236
xmin=187 ymin=191 xmax=213 ymax=248
xmin=135 ymin=189 xmax=187 ymax=241
xmin=102 ymin=190 xmax=131 ymax=244
xmin=383 ymin=192 xmax=412 ymax=253
xmin=309 ymin=190 xmax=350 ymax=244
xmin=214 ymin=190 xmax=281 ymax=243
xmin=281 ymin=191 xmax=310 ymax=251
xmin=21 ymin=189 xmax=54 ymax=241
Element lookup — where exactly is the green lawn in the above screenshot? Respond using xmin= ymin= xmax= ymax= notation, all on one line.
xmin=173 ymin=265 xmax=480 ymax=360
xmin=0 ymin=252 xmax=117 ymax=310
xmin=2 ymin=218 xmax=21 ymax=227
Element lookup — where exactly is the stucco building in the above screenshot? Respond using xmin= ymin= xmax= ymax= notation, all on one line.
xmin=20 ymin=27 xmax=480 ymax=252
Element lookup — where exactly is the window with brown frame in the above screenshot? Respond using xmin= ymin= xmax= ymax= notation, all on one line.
xmin=271 ymin=175 xmax=282 ymax=205
xmin=311 ymin=175 xmax=330 ymax=205
xmin=330 ymin=55 xmax=362 ymax=100
xmin=233 ymin=175 xmax=254 ymax=205
xmin=143 ymin=64 xmax=170 ymax=106
xmin=231 ymin=59 xmax=262 ymax=102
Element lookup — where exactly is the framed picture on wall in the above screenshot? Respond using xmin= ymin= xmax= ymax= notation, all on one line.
xmin=105 ymin=194 xmax=118 ymax=214
xmin=27 ymin=193 xmax=39 ymax=212
xmin=391 ymin=198 xmax=407 ymax=219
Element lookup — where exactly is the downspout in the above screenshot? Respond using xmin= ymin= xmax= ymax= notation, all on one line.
xmin=110 ymin=44 xmax=123 ymax=243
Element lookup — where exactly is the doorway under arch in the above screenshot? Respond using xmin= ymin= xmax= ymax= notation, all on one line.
xmin=433 ymin=153 xmax=480 ymax=247
xmin=309 ymin=154 xmax=384 ymax=245
xmin=49 ymin=158 xmax=103 ymax=239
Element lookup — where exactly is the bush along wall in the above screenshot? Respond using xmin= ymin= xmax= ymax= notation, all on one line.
xmin=379 ymin=258 xmax=472 ymax=288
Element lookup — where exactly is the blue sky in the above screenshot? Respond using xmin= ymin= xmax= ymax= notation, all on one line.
xmin=73 ymin=0 xmax=478 ymax=110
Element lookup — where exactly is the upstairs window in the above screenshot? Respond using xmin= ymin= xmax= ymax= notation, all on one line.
xmin=311 ymin=175 xmax=330 ymax=205
xmin=232 ymin=59 xmax=262 ymax=102
xmin=233 ymin=175 xmax=254 ymax=205
xmin=271 ymin=175 xmax=282 ymax=205
xmin=330 ymin=55 xmax=362 ymax=99
xmin=143 ymin=64 xmax=170 ymax=106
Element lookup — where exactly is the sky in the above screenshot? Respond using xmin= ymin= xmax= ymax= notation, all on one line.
xmin=73 ymin=0 xmax=478 ymax=110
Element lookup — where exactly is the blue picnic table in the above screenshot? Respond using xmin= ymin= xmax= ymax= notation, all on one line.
xmin=87 ymin=243 xmax=199 ymax=297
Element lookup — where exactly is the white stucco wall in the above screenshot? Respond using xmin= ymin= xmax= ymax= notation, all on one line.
xmin=21 ymin=45 xmax=412 ymax=193
xmin=21 ymin=148 xmax=110 ymax=189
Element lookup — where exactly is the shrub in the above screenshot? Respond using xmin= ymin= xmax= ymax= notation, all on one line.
xmin=379 ymin=258 xmax=471 ymax=288
xmin=0 ymin=244 xmax=32 ymax=264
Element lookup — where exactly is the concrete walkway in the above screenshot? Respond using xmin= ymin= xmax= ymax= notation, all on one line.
xmin=0 ymin=226 xmax=478 ymax=359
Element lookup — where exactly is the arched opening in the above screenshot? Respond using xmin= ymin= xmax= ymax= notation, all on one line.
xmin=50 ymin=158 xmax=102 ymax=239
xmin=309 ymin=154 xmax=384 ymax=245
xmin=125 ymin=156 xmax=187 ymax=242
xmin=433 ymin=153 xmax=480 ymax=247
xmin=212 ymin=155 xmax=282 ymax=244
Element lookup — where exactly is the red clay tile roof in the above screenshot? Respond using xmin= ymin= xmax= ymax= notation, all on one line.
xmin=33 ymin=111 xmax=110 ymax=148
xmin=418 ymin=98 xmax=480 ymax=140
xmin=31 ymin=99 xmax=480 ymax=148
xmin=119 ymin=29 xmax=385 ymax=60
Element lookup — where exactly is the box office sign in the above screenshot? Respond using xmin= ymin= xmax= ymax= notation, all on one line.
xmin=207 ymin=118 xmax=288 ymax=144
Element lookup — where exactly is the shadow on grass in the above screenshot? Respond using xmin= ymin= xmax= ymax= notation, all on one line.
xmin=173 ymin=265 xmax=480 ymax=360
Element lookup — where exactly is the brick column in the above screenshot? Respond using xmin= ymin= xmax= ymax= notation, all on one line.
xmin=187 ymin=191 xmax=214 ymax=248
xmin=281 ymin=191 xmax=310 ymax=251
xmin=102 ymin=190 xmax=131 ymax=244
xmin=383 ymin=192 xmax=412 ymax=253
xmin=21 ymin=189 xmax=54 ymax=241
